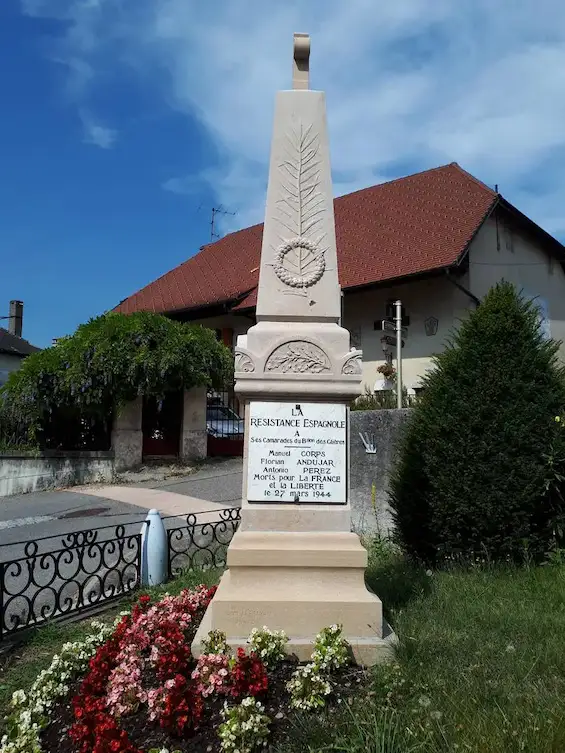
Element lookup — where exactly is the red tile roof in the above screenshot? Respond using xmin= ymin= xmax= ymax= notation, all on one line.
xmin=115 ymin=163 xmax=497 ymax=316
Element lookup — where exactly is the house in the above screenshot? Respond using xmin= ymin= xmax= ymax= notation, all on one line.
xmin=0 ymin=301 xmax=40 ymax=387
xmin=115 ymin=163 xmax=565 ymax=395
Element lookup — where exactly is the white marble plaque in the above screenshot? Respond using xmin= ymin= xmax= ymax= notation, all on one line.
xmin=247 ymin=402 xmax=347 ymax=504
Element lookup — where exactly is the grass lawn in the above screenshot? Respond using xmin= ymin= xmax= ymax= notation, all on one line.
xmin=282 ymin=545 xmax=565 ymax=753
xmin=3 ymin=550 xmax=565 ymax=752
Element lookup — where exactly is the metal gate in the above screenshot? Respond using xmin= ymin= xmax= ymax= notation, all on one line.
xmin=142 ymin=391 xmax=183 ymax=458
xmin=206 ymin=386 xmax=244 ymax=456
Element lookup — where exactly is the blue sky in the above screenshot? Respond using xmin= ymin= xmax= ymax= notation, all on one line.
xmin=2 ymin=0 xmax=565 ymax=348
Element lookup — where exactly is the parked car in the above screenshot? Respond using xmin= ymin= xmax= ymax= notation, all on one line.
xmin=206 ymin=403 xmax=244 ymax=438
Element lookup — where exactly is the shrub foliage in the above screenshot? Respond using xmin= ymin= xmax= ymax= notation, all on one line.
xmin=0 ymin=311 xmax=232 ymax=448
xmin=389 ymin=281 xmax=565 ymax=564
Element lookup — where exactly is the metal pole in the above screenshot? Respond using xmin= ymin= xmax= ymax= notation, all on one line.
xmin=395 ymin=300 xmax=403 ymax=409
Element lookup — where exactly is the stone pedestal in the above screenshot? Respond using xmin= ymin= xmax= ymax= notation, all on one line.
xmin=193 ymin=529 xmax=394 ymax=665
xmin=193 ymin=398 xmax=395 ymax=665
xmin=111 ymin=397 xmax=142 ymax=471
xmin=192 ymin=33 xmax=393 ymax=667
xmin=180 ymin=387 xmax=207 ymax=460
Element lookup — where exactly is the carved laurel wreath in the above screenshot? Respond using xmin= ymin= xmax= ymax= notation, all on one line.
xmin=274 ymin=237 xmax=325 ymax=289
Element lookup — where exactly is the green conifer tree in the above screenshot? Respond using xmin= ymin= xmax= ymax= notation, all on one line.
xmin=389 ymin=281 xmax=565 ymax=564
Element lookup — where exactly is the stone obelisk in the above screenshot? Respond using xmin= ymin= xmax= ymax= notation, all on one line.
xmin=192 ymin=33 xmax=393 ymax=665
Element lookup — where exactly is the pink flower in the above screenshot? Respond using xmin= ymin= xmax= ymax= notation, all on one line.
xmin=191 ymin=653 xmax=232 ymax=697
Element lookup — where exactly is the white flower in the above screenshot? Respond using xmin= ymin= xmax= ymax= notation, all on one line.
xmin=2 ymin=623 xmax=113 ymax=753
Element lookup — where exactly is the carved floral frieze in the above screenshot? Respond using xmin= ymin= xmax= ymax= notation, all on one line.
xmin=265 ymin=341 xmax=331 ymax=374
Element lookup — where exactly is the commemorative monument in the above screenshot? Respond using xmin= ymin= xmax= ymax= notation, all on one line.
xmin=193 ymin=33 xmax=393 ymax=665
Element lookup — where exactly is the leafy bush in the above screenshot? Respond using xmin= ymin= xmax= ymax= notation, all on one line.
xmin=201 ymin=630 xmax=229 ymax=655
xmin=389 ymin=281 xmax=565 ymax=565
xmin=0 ymin=399 xmax=38 ymax=453
xmin=0 ymin=312 xmax=232 ymax=448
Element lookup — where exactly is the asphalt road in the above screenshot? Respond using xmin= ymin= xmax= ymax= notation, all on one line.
xmin=0 ymin=457 xmax=243 ymax=558
xmin=0 ymin=458 xmax=243 ymax=640
xmin=138 ymin=457 xmax=243 ymax=507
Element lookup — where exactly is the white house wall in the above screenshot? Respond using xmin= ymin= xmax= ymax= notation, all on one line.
xmin=186 ymin=213 xmax=565 ymax=394
xmin=467 ymin=215 xmax=565 ymax=359
xmin=342 ymin=277 xmax=472 ymax=392
xmin=191 ymin=284 xmax=471 ymax=393
xmin=0 ymin=352 xmax=25 ymax=387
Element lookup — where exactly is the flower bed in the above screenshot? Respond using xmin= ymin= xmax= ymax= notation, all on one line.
xmin=1 ymin=587 xmax=367 ymax=753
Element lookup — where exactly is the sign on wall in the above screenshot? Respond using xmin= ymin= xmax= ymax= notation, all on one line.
xmin=247 ymin=401 xmax=347 ymax=504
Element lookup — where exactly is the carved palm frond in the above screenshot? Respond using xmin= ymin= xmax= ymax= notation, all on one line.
xmin=276 ymin=122 xmax=325 ymax=249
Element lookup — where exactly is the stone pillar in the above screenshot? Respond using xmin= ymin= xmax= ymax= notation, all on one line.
xmin=192 ymin=33 xmax=393 ymax=667
xmin=180 ymin=387 xmax=207 ymax=460
xmin=111 ymin=396 xmax=143 ymax=471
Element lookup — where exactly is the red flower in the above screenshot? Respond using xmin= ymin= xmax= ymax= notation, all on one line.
xmin=69 ymin=585 xmax=218 ymax=751
xmin=158 ymin=674 xmax=203 ymax=736
xmin=231 ymin=649 xmax=269 ymax=699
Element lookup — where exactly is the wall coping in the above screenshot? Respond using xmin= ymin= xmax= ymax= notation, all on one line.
xmin=0 ymin=450 xmax=114 ymax=460
xmin=350 ymin=407 xmax=412 ymax=415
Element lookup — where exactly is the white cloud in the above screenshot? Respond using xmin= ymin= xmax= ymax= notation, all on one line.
xmin=161 ymin=175 xmax=201 ymax=196
xmin=19 ymin=0 xmax=565 ymax=237
xmin=80 ymin=112 xmax=117 ymax=149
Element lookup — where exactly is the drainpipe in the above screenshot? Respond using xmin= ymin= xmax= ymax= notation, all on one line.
xmin=445 ymin=270 xmax=481 ymax=308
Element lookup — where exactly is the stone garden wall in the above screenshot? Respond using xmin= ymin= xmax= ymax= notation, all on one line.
xmin=0 ymin=451 xmax=114 ymax=498
xmin=349 ymin=408 xmax=411 ymax=535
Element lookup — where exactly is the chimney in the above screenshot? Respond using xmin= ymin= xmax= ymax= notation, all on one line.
xmin=9 ymin=300 xmax=23 ymax=338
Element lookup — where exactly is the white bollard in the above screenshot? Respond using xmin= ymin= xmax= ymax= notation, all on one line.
xmin=141 ymin=509 xmax=168 ymax=586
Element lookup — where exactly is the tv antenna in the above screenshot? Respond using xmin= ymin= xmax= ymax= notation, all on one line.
xmin=210 ymin=205 xmax=236 ymax=241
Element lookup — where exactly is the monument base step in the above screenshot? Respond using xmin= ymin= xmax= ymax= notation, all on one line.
xmin=192 ymin=592 xmax=397 ymax=666
xmin=192 ymin=530 xmax=391 ymax=668
xmin=227 ymin=529 xmax=368 ymax=568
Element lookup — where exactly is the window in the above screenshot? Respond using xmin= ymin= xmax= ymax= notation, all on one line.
xmin=0 ymin=369 xmax=10 ymax=388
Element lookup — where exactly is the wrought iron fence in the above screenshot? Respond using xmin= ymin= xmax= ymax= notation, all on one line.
xmin=167 ymin=507 xmax=241 ymax=577
xmin=0 ymin=508 xmax=242 ymax=643
xmin=0 ymin=522 xmax=144 ymax=641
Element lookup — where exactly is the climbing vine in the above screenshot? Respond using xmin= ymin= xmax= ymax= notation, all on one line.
xmin=0 ymin=312 xmax=232 ymax=446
